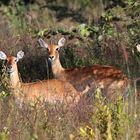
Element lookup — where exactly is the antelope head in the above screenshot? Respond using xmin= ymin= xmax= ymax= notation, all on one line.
xmin=0 ymin=50 xmax=24 ymax=76
xmin=38 ymin=37 xmax=66 ymax=64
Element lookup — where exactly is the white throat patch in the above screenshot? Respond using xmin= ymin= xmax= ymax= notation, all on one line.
xmin=7 ymin=68 xmax=15 ymax=77
xmin=49 ymin=58 xmax=56 ymax=65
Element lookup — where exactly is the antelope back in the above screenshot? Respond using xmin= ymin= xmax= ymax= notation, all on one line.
xmin=20 ymin=79 xmax=81 ymax=104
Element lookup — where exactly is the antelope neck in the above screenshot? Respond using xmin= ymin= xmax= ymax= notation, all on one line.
xmin=51 ymin=57 xmax=65 ymax=78
xmin=9 ymin=66 xmax=21 ymax=89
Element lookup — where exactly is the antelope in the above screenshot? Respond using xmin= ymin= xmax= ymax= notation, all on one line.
xmin=0 ymin=50 xmax=81 ymax=104
xmin=38 ymin=37 xmax=129 ymax=100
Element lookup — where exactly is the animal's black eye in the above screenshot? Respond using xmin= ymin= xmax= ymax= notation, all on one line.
xmin=46 ymin=48 xmax=50 ymax=52
xmin=56 ymin=47 xmax=60 ymax=51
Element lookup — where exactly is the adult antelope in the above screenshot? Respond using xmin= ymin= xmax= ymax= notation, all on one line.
xmin=38 ymin=37 xmax=129 ymax=100
xmin=0 ymin=50 xmax=81 ymax=104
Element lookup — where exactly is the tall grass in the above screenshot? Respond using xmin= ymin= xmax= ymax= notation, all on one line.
xmin=0 ymin=79 xmax=139 ymax=139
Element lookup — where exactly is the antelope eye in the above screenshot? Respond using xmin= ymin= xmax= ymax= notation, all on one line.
xmin=56 ymin=47 xmax=60 ymax=51
xmin=15 ymin=59 xmax=17 ymax=62
xmin=46 ymin=48 xmax=50 ymax=52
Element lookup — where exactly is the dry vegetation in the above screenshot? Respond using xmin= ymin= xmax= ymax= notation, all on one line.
xmin=0 ymin=0 xmax=140 ymax=139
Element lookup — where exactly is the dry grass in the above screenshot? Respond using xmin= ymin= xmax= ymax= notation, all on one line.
xmin=0 ymin=85 xmax=139 ymax=140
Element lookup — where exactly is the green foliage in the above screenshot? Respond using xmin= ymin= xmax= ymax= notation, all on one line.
xmin=36 ymin=28 xmax=48 ymax=38
xmin=0 ymin=65 xmax=10 ymax=95
xmin=0 ymin=127 xmax=10 ymax=140
xmin=0 ymin=0 xmax=27 ymax=33
xmin=79 ymin=125 xmax=95 ymax=139
xmin=78 ymin=24 xmax=91 ymax=37
xmin=77 ymin=0 xmax=92 ymax=7
xmin=0 ymin=91 xmax=9 ymax=99
xmin=78 ymin=88 xmax=131 ymax=140
xmin=31 ymin=133 xmax=38 ymax=140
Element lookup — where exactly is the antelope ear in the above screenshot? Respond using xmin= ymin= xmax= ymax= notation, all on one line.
xmin=17 ymin=50 xmax=24 ymax=61
xmin=38 ymin=38 xmax=48 ymax=48
xmin=58 ymin=37 xmax=66 ymax=47
xmin=136 ymin=44 xmax=140 ymax=52
xmin=0 ymin=51 xmax=7 ymax=60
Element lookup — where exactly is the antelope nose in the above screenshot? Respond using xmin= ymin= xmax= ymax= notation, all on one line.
xmin=8 ymin=65 xmax=12 ymax=69
xmin=49 ymin=56 xmax=54 ymax=59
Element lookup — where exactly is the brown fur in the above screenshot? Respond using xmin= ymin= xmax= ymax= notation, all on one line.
xmin=45 ymin=43 xmax=129 ymax=100
xmin=5 ymin=55 xmax=81 ymax=104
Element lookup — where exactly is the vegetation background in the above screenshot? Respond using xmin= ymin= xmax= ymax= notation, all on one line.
xmin=0 ymin=0 xmax=140 ymax=139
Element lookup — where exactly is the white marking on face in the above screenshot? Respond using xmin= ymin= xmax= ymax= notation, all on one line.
xmin=7 ymin=67 xmax=15 ymax=77
xmin=48 ymin=58 xmax=56 ymax=65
